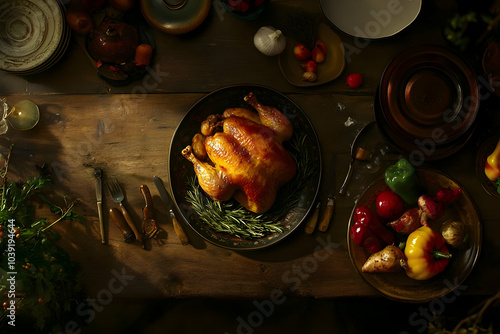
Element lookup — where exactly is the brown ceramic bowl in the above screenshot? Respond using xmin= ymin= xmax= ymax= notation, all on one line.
xmin=348 ymin=168 xmax=481 ymax=302
xmin=377 ymin=45 xmax=479 ymax=159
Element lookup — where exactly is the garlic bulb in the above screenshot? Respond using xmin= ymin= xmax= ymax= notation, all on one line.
xmin=254 ymin=26 xmax=286 ymax=56
xmin=441 ymin=220 xmax=468 ymax=248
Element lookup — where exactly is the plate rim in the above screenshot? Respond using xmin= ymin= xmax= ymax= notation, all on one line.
xmin=168 ymin=84 xmax=322 ymax=250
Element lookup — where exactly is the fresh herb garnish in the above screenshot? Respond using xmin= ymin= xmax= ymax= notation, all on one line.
xmin=185 ymin=134 xmax=315 ymax=240
xmin=0 ymin=145 xmax=85 ymax=332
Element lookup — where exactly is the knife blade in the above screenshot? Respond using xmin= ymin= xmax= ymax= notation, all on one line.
xmin=94 ymin=168 xmax=105 ymax=244
xmin=153 ymin=176 xmax=189 ymax=245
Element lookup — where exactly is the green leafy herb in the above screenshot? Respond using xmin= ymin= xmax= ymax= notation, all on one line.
xmin=185 ymin=134 xmax=315 ymax=240
xmin=0 ymin=146 xmax=85 ymax=332
xmin=443 ymin=11 xmax=493 ymax=52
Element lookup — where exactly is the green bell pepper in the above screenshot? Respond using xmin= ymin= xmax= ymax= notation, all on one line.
xmin=385 ymin=159 xmax=422 ymax=204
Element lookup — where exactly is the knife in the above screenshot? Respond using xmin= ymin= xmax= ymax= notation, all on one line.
xmin=94 ymin=168 xmax=105 ymax=244
xmin=153 ymin=176 xmax=189 ymax=245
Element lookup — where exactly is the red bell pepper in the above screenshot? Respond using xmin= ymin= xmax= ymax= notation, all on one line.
xmin=350 ymin=206 xmax=395 ymax=253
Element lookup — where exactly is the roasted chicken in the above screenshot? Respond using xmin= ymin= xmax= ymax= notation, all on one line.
xmin=182 ymin=92 xmax=297 ymax=214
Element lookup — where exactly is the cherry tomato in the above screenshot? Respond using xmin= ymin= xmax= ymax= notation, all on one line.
xmin=376 ymin=190 xmax=405 ymax=221
xmin=346 ymin=73 xmax=363 ymax=88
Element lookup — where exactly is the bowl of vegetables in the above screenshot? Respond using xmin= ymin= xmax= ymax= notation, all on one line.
xmin=348 ymin=160 xmax=481 ymax=302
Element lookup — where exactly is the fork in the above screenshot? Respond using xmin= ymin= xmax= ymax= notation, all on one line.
xmin=108 ymin=179 xmax=144 ymax=246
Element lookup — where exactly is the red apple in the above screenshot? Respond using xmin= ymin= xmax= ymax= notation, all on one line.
xmin=376 ymin=190 xmax=405 ymax=221
xmin=293 ymin=43 xmax=311 ymax=61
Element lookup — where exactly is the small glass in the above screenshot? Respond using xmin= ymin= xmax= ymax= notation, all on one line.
xmin=0 ymin=99 xmax=40 ymax=135
xmin=221 ymin=0 xmax=267 ymax=20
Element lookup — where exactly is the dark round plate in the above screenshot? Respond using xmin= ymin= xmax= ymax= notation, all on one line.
xmin=476 ymin=135 xmax=500 ymax=198
xmin=348 ymin=168 xmax=481 ymax=303
xmin=378 ymin=45 xmax=479 ymax=158
xmin=168 ymin=85 xmax=321 ymax=250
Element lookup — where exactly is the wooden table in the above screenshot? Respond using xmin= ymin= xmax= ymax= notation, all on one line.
xmin=1 ymin=0 xmax=499 ymax=303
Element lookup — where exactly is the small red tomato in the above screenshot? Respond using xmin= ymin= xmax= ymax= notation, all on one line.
xmin=293 ymin=43 xmax=311 ymax=61
xmin=346 ymin=73 xmax=363 ymax=88
xmin=376 ymin=190 xmax=405 ymax=221
xmin=301 ymin=60 xmax=317 ymax=73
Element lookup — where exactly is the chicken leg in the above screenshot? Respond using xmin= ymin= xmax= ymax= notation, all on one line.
xmin=244 ymin=92 xmax=293 ymax=143
xmin=181 ymin=145 xmax=236 ymax=202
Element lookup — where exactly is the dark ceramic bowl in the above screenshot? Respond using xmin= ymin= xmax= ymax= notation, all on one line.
xmin=348 ymin=168 xmax=481 ymax=303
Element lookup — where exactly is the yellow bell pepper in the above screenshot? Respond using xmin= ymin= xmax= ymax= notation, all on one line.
xmin=404 ymin=226 xmax=452 ymax=280
xmin=485 ymin=138 xmax=500 ymax=181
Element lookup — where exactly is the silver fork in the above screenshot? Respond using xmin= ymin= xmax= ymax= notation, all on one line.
xmin=108 ymin=179 xmax=144 ymax=246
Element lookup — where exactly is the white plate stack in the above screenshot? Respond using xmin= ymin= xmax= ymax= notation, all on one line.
xmin=0 ymin=0 xmax=71 ymax=75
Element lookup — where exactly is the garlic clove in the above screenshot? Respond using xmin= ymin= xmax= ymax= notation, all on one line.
xmin=254 ymin=26 xmax=286 ymax=56
xmin=302 ymin=71 xmax=317 ymax=82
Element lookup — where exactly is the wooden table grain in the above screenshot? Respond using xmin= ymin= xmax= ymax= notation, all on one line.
xmin=0 ymin=0 xmax=498 ymax=301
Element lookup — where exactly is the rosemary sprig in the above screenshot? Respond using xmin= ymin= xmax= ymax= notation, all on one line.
xmin=185 ymin=134 xmax=315 ymax=240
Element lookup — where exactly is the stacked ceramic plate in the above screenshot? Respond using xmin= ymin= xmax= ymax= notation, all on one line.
xmin=0 ymin=0 xmax=70 ymax=75
xmin=375 ymin=45 xmax=480 ymax=161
